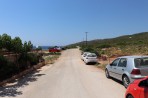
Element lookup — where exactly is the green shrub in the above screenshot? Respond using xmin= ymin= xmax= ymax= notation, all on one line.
xmin=81 ymin=47 xmax=95 ymax=52
xmin=97 ymin=44 xmax=111 ymax=48
xmin=0 ymin=55 xmax=19 ymax=81
xmin=48 ymin=52 xmax=61 ymax=55
xmin=80 ymin=46 xmax=100 ymax=57
xmin=4 ymin=62 xmax=19 ymax=76
xmin=0 ymin=55 xmax=7 ymax=68
xmin=28 ymin=53 xmax=39 ymax=65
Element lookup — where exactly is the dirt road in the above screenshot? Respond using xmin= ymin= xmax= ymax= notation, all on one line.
xmin=0 ymin=49 xmax=126 ymax=98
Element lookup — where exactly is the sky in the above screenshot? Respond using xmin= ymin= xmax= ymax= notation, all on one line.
xmin=0 ymin=0 xmax=148 ymax=46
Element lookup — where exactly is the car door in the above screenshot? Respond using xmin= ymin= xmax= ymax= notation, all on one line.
xmin=115 ymin=58 xmax=127 ymax=81
xmin=141 ymin=87 xmax=148 ymax=98
xmin=139 ymin=79 xmax=148 ymax=98
xmin=108 ymin=58 xmax=120 ymax=78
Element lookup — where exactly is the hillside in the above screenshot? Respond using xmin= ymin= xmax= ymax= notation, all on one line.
xmin=68 ymin=32 xmax=148 ymax=56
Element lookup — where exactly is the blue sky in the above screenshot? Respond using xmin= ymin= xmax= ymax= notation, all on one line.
xmin=0 ymin=0 xmax=148 ymax=46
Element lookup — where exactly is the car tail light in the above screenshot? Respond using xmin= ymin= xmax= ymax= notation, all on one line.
xmin=131 ymin=69 xmax=141 ymax=75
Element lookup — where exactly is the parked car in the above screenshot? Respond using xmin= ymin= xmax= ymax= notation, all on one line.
xmin=81 ymin=52 xmax=90 ymax=60
xmin=83 ymin=53 xmax=98 ymax=64
xmin=56 ymin=47 xmax=62 ymax=51
xmin=105 ymin=56 xmax=148 ymax=88
xmin=125 ymin=76 xmax=148 ymax=98
xmin=49 ymin=48 xmax=60 ymax=52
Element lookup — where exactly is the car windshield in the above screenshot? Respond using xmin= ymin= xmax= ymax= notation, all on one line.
xmin=83 ymin=52 xmax=88 ymax=55
xmin=134 ymin=57 xmax=148 ymax=67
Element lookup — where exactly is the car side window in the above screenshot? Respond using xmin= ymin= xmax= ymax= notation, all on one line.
xmin=111 ymin=58 xmax=120 ymax=66
xmin=118 ymin=58 xmax=127 ymax=67
xmin=83 ymin=54 xmax=86 ymax=56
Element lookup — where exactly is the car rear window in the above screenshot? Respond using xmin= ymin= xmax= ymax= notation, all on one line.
xmin=134 ymin=58 xmax=148 ymax=67
xmin=88 ymin=54 xmax=97 ymax=57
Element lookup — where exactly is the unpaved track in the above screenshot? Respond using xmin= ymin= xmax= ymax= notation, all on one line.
xmin=1 ymin=49 xmax=126 ymax=98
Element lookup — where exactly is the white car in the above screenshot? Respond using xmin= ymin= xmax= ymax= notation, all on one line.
xmin=81 ymin=52 xmax=90 ymax=60
xmin=83 ymin=53 xmax=98 ymax=64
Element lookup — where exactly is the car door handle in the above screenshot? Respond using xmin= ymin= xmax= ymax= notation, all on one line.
xmin=114 ymin=68 xmax=116 ymax=69
xmin=122 ymin=69 xmax=124 ymax=71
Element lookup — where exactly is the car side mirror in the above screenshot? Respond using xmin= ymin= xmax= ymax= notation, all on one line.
xmin=110 ymin=63 xmax=113 ymax=66
xmin=139 ymin=79 xmax=148 ymax=87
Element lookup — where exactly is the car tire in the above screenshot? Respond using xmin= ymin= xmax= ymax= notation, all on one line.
xmin=122 ymin=75 xmax=130 ymax=88
xmin=105 ymin=69 xmax=110 ymax=78
xmin=127 ymin=95 xmax=134 ymax=98
xmin=85 ymin=62 xmax=88 ymax=65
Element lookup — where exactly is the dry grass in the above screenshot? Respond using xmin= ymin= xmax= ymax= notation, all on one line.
xmin=97 ymin=58 xmax=116 ymax=70
xmin=97 ymin=64 xmax=107 ymax=70
xmin=44 ymin=55 xmax=60 ymax=64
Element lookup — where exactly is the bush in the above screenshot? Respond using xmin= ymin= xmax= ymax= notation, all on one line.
xmin=116 ymin=42 xmax=127 ymax=46
xmin=0 ymin=55 xmax=7 ymax=68
xmin=48 ymin=52 xmax=61 ymax=55
xmin=97 ymin=44 xmax=111 ymax=48
xmin=0 ymin=55 xmax=19 ymax=81
xmin=81 ymin=46 xmax=95 ymax=52
xmin=4 ymin=62 xmax=19 ymax=77
xmin=80 ymin=46 xmax=100 ymax=57
xmin=28 ymin=53 xmax=39 ymax=65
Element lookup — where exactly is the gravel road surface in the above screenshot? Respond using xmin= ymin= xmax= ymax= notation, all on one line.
xmin=0 ymin=49 xmax=126 ymax=98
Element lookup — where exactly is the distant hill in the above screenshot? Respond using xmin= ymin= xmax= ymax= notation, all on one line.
xmin=68 ymin=32 xmax=148 ymax=55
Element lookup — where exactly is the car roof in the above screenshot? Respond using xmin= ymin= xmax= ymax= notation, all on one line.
xmin=87 ymin=53 xmax=96 ymax=55
xmin=118 ymin=56 xmax=148 ymax=59
xmin=83 ymin=52 xmax=90 ymax=54
xmin=84 ymin=52 xmax=90 ymax=53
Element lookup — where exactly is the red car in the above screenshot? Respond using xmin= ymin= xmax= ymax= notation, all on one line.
xmin=49 ymin=48 xmax=60 ymax=52
xmin=125 ymin=76 xmax=148 ymax=98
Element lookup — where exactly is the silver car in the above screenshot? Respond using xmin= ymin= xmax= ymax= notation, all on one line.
xmin=81 ymin=52 xmax=90 ymax=60
xmin=105 ymin=56 xmax=148 ymax=88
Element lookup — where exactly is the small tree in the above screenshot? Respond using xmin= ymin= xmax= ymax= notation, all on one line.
xmin=10 ymin=37 xmax=22 ymax=69
xmin=18 ymin=41 xmax=34 ymax=69
xmin=27 ymin=41 xmax=33 ymax=52
xmin=22 ymin=41 xmax=33 ymax=53
xmin=11 ymin=37 xmax=23 ymax=54
xmin=1 ymin=33 xmax=12 ymax=51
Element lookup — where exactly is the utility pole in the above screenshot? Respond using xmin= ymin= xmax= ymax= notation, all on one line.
xmin=85 ymin=32 xmax=88 ymax=46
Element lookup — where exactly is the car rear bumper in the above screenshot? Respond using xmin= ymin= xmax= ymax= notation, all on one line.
xmin=85 ymin=59 xmax=98 ymax=63
xmin=130 ymin=75 xmax=147 ymax=82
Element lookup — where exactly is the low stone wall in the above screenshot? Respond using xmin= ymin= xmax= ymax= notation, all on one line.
xmin=0 ymin=61 xmax=45 ymax=86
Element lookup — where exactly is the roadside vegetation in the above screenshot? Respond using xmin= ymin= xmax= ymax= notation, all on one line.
xmin=0 ymin=33 xmax=44 ymax=81
xmin=67 ymin=32 xmax=148 ymax=69
xmin=43 ymin=52 xmax=61 ymax=64
xmin=68 ymin=32 xmax=148 ymax=56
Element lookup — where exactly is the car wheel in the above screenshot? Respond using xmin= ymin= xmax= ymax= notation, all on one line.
xmin=123 ymin=75 xmax=130 ymax=88
xmin=127 ymin=95 xmax=134 ymax=98
xmin=85 ymin=62 xmax=88 ymax=65
xmin=105 ymin=69 xmax=110 ymax=78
